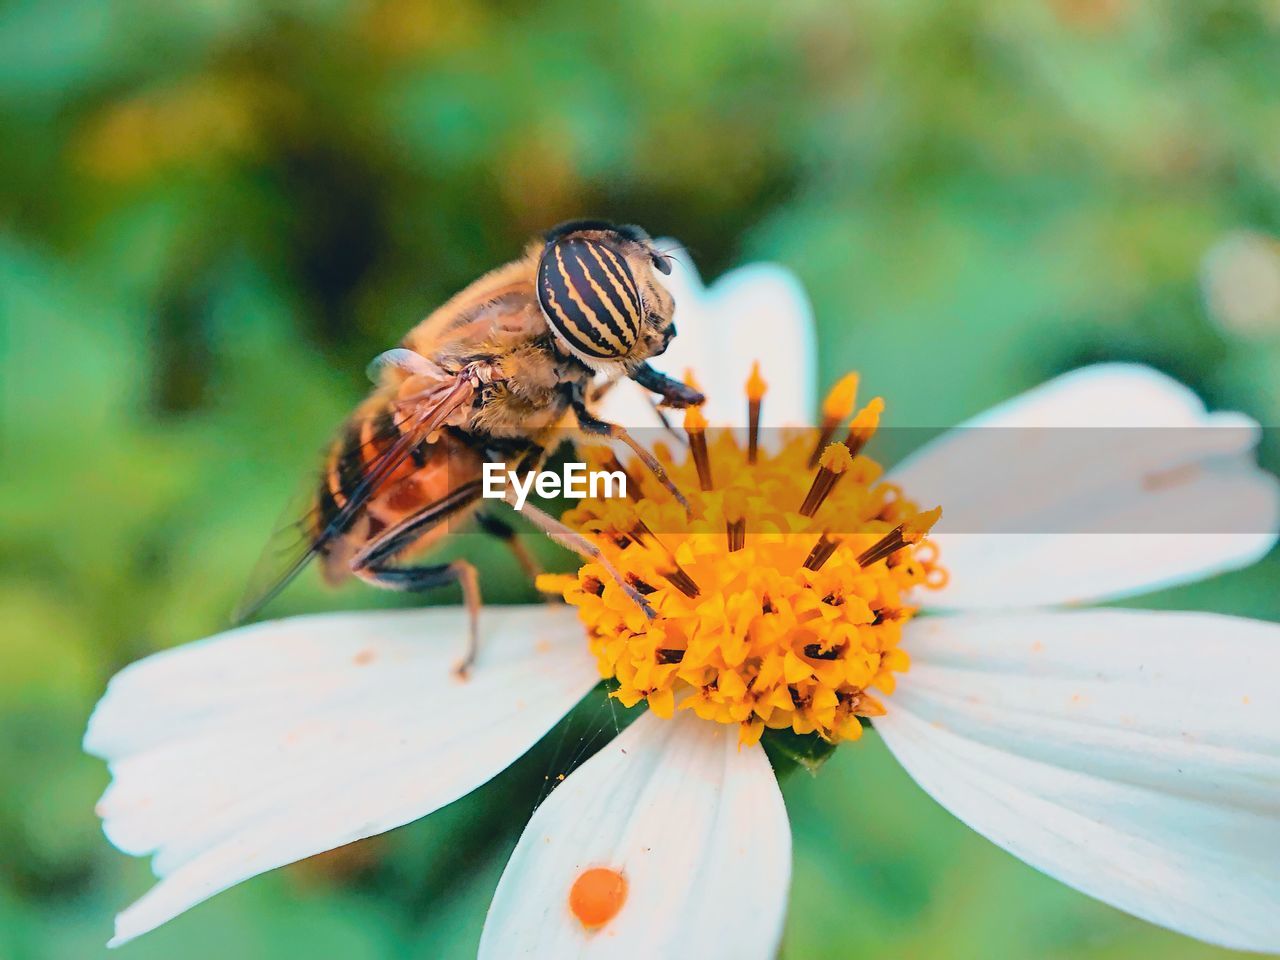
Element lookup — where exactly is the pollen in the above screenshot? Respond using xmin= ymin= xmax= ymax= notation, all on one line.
xmin=569 ymin=867 xmax=628 ymax=929
xmin=746 ymin=361 xmax=768 ymax=403
xmin=553 ymin=370 xmax=946 ymax=746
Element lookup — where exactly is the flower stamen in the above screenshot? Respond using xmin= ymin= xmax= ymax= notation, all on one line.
xmin=809 ymin=372 xmax=860 ymax=467
xmin=725 ymin=518 xmax=746 ymax=551
xmin=549 ymin=368 xmax=946 ymax=745
xmin=662 ymin=566 xmax=701 ymax=599
xmin=803 ymin=531 xmax=842 ymax=571
xmin=684 ymin=402 xmax=714 ymax=491
xmin=856 ymin=507 xmax=942 ymax=569
xmin=799 ymin=443 xmax=854 ymax=517
xmin=725 ymin=491 xmax=747 ymax=552
xmin=746 ymin=361 xmax=767 ymax=465
xmin=844 ymin=397 xmax=884 ymax=458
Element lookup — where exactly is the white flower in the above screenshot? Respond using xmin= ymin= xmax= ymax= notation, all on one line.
xmin=86 ymin=258 xmax=1280 ymax=956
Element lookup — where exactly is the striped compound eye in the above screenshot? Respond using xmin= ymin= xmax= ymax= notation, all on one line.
xmin=537 ymin=236 xmax=643 ymax=361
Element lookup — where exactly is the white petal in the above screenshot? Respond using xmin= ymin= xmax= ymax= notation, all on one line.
xmin=479 ymin=710 xmax=791 ymax=959
xmin=85 ymin=605 xmax=597 ymax=947
xmin=931 ymin=363 xmax=1215 ymax=429
xmin=693 ymin=264 xmax=816 ymax=428
xmin=877 ymin=609 xmax=1280 ymax=952
xmin=650 ymin=242 xmax=715 ymax=388
xmin=890 ymin=364 xmax=1279 ymax=607
xmin=599 ymin=247 xmax=816 ymax=429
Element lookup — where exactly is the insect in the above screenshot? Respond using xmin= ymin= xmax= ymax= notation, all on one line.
xmin=238 ymin=220 xmax=704 ymax=675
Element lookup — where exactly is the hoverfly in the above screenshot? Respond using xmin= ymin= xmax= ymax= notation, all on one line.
xmin=238 ymin=220 xmax=704 ymax=674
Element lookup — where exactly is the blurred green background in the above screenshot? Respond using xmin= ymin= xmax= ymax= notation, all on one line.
xmin=3 ymin=0 xmax=1279 ymax=957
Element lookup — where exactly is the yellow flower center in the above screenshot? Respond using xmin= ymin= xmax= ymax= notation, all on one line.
xmin=538 ymin=367 xmax=947 ymax=746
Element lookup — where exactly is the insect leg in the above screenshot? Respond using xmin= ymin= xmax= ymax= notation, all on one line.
xmin=351 ymin=481 xmax=483 ymax=569
xmin=630 ymin=362 xmax=705 ymax=409
xmin=356 ymin=560 xmax=482 ymax=679
xmin=351 ymin=481 xmax=484 ymax=678
xmin=589 ymin=376 xmax=684 ymax=443
xmin=587 ymin=376 xmax=622 ymax=404
xmin=572 ymin=403 xmax=692 ymax=515
xmin=646 ymin=395 xmax=682 ymax=444
xmin=475 ymin=511 xmax=556 ymax=600
xmin=504 ymin=493 xmax=657 ymax=621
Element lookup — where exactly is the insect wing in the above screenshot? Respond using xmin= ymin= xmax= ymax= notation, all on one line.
xmin=233 ymin=408 xmax=418 ymax=623
xmin=233 ymin=375 xmax=478 ymax=623
xmin=232 ymin=472 xmax=331 ymax=624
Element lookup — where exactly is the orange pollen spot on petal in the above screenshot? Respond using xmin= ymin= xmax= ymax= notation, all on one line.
xmin=569 ymin=867 xmax=628 ymax=929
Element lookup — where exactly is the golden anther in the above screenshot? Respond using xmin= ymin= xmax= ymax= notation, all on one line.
xmin=746 ymin=361 xmax=768 ymax=403
xmin=843 ymin=397 xmax=885 ymax=458
xmin=808 ymin=372 xmax=860 ymax=467
xmin=822 ymin=372 xmax=860 ymax=422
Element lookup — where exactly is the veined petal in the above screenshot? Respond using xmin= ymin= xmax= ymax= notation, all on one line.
xmin=600 ymin=247 xmax=816 ymax=429
xmin=85 ymin=605 xmax=597 ymax=947
xmin=877 ymin=609 xmax=1280 ymax=952
xmin=479 ymin=710 xmax=791 ymax=959
xmin=890 ymin=364 xmax=1279 ymax=607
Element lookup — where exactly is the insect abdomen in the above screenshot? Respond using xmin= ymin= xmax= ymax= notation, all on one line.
xmin=314 ymin=401 xmax=402 ymax=545
xmin=537 ymin=236 xmax=643 ymax=360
